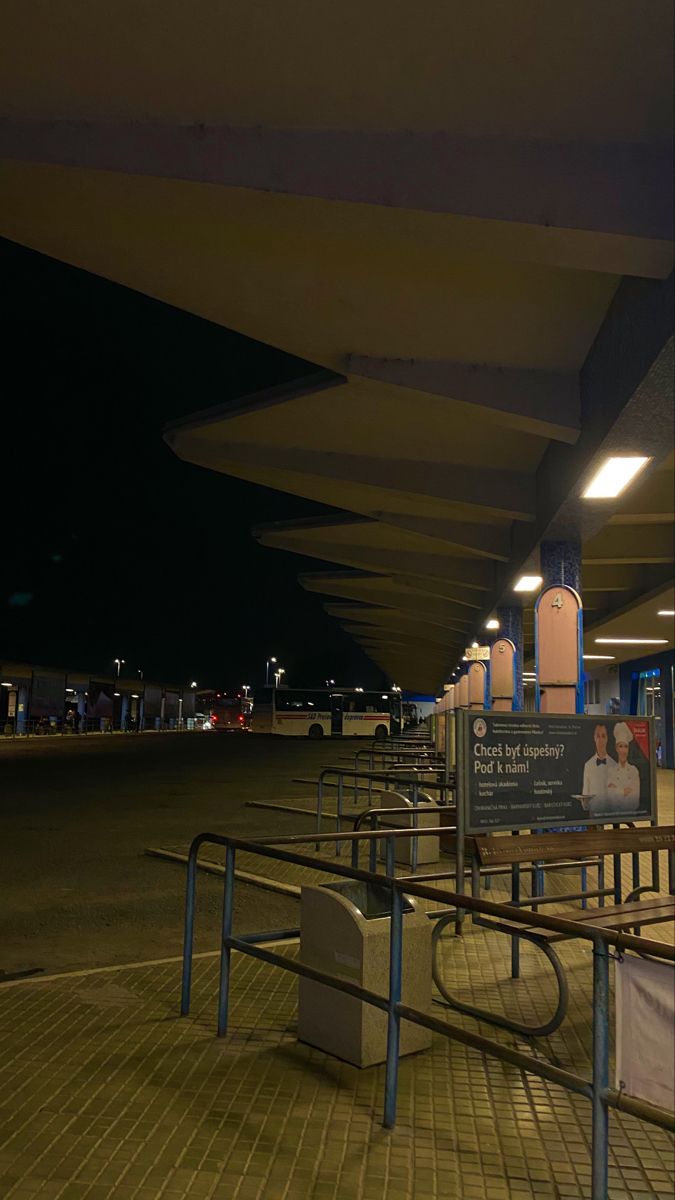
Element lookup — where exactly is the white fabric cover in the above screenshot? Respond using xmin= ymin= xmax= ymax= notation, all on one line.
xmin=615 ymin=954 xmax=675 ymax=1110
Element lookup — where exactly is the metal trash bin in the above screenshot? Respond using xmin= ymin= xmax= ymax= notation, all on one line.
xmin=378 ymin=790 xmax=441 ymax=865
xmin=298 ymin=880 xmax=432 ymax=1067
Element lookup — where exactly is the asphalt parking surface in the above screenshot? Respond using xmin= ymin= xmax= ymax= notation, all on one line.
xmin=0 ymin=732 xmax=336 ymax=977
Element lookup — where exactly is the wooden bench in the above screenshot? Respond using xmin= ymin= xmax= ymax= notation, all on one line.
xmin=432 ymin=825 xmax=675 ymax=1038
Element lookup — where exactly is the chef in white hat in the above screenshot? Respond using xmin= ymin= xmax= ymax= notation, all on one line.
xmin=604 ymin=722 xmax=640 ymax=812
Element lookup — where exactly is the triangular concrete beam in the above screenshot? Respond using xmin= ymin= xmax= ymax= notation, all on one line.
xmin=347 ymin=357 xmax=580 ymax=443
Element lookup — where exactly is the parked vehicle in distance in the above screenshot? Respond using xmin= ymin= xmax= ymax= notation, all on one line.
xmin=196 ymin=691 xmax=252 ymax=731
xmin=251 ymin=687 xmax=402 ymax=739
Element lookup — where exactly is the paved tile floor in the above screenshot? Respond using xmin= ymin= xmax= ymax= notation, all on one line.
xmin=1 ymin=780 xmax=673 ymax=1199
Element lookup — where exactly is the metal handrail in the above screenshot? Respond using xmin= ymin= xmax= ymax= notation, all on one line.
xmin=349 ymin=803 xmax=457 ymax=872
xmin=316 ymin=764 xmax=455 ymax=863
xmin=180 ymin=824 xmax=675 ymax=1200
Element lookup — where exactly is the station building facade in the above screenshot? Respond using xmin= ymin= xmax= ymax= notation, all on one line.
xmin=0 ymin=660 xmax=196 ymax=735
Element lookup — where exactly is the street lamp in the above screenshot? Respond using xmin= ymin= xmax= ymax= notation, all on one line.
xmin=114 ymin=658 xmax=125 ymax=678
xmin=325 ymin=678 xmax=335 ymax=687
xmin=190 ymin=680 xmax=198 ymax=689
xmin=266 ymin=656 xmax=277 ymax=686
xmin=242 ymin=685 xmax=250 ymax=699
xmin=274 ymin=667 xmax=285 ymax=688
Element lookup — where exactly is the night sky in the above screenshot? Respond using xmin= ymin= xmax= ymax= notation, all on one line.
xmin=1 ymin=238 xmax=386 ymax=692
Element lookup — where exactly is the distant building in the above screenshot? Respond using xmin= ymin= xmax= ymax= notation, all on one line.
xmin=0 ymin=660 xmax=196 ymax=734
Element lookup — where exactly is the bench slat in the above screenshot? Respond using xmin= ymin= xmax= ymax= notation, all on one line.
xmin=476 ymin=898 xmax=675 ymax=943
xmin=474 ymin=825 xmax=675 ymax=866
xmin=562 ymin=896 xmax=675 ymax=924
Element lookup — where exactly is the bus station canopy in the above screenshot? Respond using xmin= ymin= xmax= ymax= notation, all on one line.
xmin=1 ymin=1 xmax=673 ymax=692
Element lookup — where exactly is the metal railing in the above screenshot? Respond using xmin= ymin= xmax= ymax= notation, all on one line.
xmin=2 ymin=716 xmax=199 ymax=738
xmin=347 ymin=803 xmax=457 ymax=872
xmin=180 ymin=824 xmax=675 ymax=1200
xmin=357 ymin=745 xmax=442 ymax=773
xmin=316 ymin=764 xmax=455 ymax=864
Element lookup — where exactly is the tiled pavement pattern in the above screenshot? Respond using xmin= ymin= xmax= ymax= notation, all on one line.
xmin=1 ymin=798 xmax=673 ymax=1198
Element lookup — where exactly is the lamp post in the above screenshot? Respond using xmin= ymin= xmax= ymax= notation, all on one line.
xmin=114 ymin=658 xmax=125 ymax=678
xmin=242 ymin=685 xmax=250 ymax=699
xmin=274 ymin=667 xmax=285 ymax=688
xmin=266 ymin=656 xmax=277 ymax=686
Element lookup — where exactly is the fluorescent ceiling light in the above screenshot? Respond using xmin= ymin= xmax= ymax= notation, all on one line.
xmin=595 ymin=638 xmax=667 ymax=646
xmin=657 ymin=610 xmax=674 ymax=617
xmin=583 ymin=654 xmax=615 ymax=660
xmin=582 ymin=456 xmax=650 ymax=499
xmin=485 ymin=619 xmax=500 ymax=630
xmin=514 ymin=575 xmax=543 ymax=592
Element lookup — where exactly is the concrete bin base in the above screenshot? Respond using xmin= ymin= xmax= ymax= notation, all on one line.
xmin=377 ymin=791 xmax=441 ymax=865
xmin=298 ymin=880 xmax=432 ymax=1068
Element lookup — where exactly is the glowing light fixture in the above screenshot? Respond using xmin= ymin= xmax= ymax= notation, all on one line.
xmin=583 ymin=456 xmax=650 ymax=499
xmin=583 ymin=654 xmax=615 ymax=660
xmin=514 ymin=575 xmax=543 ymax=592
xmin=1 ymin=681 xmax=13 ymax=688
xmin=595 ymin=638 xmax=667 ymax=646
xmin=485 ymin=619 xmax=499 ymax=630
xmin=657 ymin=610 xmax=674 ymax=617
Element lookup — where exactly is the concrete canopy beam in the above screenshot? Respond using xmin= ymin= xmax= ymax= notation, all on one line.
xmin=302 ymin=575 xmax=486 ymax=621
xmin=298 ymin=562 xmax=492 ymax=599
xmin=342 ymin=622 xmax=463 ymax=653
xmin=582 ymin=524 xmax=674 ymax=565
xmin=323 ymin=603 xmax=471 ymax=633
xmin=494 ymin=281 xmax=674 ymax=611
xmin=331 ymin=609 xmax=471 ymax=641
xmin=1 ymin=122 xmax=672 ymax=270
xmin=255 ymin=511 xmax=511 ymax=562
xmin=582 ymin=563 xmax=675 ymax=593
xmin=347 ymin=358 xmax=581 ymax=443
xmin=362 ymin=512 xmax=512 ymax=561
xmin=256 ymin=530 xmax=499 ymax=589
xmin=170 ymin=438 xmax=536 ymax=524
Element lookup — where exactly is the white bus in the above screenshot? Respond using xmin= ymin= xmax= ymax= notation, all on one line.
xmin=251 ymin=687 xmax=402 ymax=739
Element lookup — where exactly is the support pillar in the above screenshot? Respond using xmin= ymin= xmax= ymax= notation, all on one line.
xmin=16 ymin=684 xmax=29 ymax=734
xmin=540 ymin=540 xmax=582 ymax=594
xmin=538 ymin=539 xmax=583 ymax=715
xmin=496 ymin=607 xmax=523 ymax=710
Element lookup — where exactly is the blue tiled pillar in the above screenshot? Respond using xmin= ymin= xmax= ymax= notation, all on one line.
xmin=540 ymin=540 xmax=582 ymax=594
xmin=496 ymin=606 xmax=524 ymax=711
xmin=15 ymin=684 xmax=29 ymax=735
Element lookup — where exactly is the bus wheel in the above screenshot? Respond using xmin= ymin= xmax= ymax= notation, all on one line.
xmin=308 ymin=724 xmax=324 ymax=739
xmin=374 ymin=724 xmax=388 ymax=741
